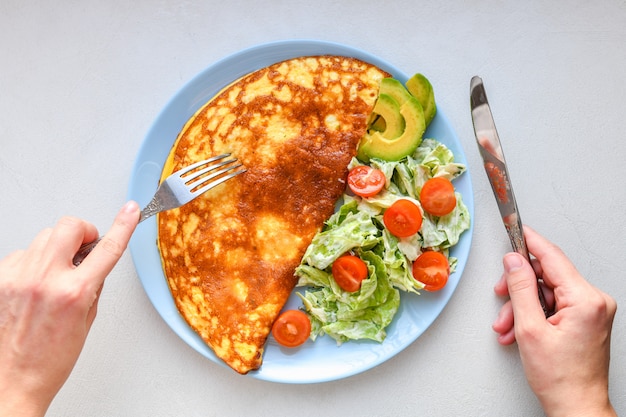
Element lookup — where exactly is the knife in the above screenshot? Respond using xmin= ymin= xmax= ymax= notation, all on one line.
xmin=470 ymin=76 xmax=551 ymax=317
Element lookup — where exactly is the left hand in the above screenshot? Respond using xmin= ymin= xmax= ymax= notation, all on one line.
xmin=0 ymin=201 xmax=140 ymax=417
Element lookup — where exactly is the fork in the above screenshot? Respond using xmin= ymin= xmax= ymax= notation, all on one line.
xmin=72 ymin=153 xmax=246 ymax=266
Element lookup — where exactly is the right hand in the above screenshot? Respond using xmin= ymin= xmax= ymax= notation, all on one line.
xmin=492 ymin=226 xmax=617 ymax=417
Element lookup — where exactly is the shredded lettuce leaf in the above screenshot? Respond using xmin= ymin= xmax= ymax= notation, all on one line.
xmin=299 ymin=201 xmax=379 ymax=271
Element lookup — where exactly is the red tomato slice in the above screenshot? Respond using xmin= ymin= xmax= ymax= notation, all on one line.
xmin=383 ymin=199 xmax=423 ymax=237
xmin=331 ymin=255 xmax=369 ymax=292
xmin=412 ymin=251 xmax=450 ymax=291
xmin=420 ymin=177 xmax=457 ymax=217
xmin=271 ymin=310 xmax=311 ymax=348
xmin=347 ymin=165 xmax=386 ymax=198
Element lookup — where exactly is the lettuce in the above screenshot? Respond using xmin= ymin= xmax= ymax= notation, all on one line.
xmin=297 ymin=250 xmax=400 ymax=344
xmin=299 ymin=200 xmax=379 ymax=271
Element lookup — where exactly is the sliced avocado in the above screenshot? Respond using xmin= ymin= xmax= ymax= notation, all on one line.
xmin=369 ymin=93 xmax=404 ymax=139
xmin=406 ymin=73 xmax=436 ymax=127
xmin=358 ymin=96 xmax=425 ymax=161
xmin=369 ymin=78 xmax=417 ymax=134
xmin=379 ymin=78 xmax=414 ymax=107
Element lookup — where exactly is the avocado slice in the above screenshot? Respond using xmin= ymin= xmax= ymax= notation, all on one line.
xmin=406 ymin=73 xmax=436 ymax=127
xmin=368 ymin=77 xmax=419 ymax=135
xmin=358 ymin=96 xmax=426 ymax=161
xmin=369 ymin=93 xmax=404 ymax=139
xmin=379 ymin=78 xmax=414 ymax=107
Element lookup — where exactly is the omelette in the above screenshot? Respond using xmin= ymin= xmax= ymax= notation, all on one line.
xmin=157 ymin=55 xmax=389 ymax=374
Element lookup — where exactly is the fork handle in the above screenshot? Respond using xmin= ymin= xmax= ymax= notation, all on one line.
xmin=140 ymin=196 xmax=162 ymax=222
xmin=72 ymin=237 xmax=102 ymax=266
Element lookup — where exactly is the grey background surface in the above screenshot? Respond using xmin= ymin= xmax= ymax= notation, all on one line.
xmin=1 ymin=1 xmax=624 ymax=416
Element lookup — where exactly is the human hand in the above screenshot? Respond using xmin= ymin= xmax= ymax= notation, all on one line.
xmin=492 ymin=226 xmax=617 ymax=417
xmin=0 ymin=201 xmax=140 ymax=417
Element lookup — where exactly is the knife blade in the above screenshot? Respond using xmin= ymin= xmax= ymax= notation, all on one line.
xmin=470 ymin=75 xmax=551 ymax=317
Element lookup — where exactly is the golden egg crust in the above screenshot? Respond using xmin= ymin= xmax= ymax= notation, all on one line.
xmin=157 ymin=55 xmax=389 ymax=374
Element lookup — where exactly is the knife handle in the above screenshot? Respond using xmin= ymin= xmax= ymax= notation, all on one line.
xmin=506 ymin=222 xmax=552 ymax=317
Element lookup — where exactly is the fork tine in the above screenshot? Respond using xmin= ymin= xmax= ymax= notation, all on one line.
xmin=183 ymin=158 xmax=238 ymax=183
xmin=187 ymin=162 xmax=245 ymax=192
xmin=176 ymin=153 xmax=231 ymax=177
xmin=190 ymin=166 xmax=247 ymax=196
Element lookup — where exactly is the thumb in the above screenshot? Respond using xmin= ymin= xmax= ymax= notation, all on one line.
xmin=503 ymin=252 xmax=545 ymax=325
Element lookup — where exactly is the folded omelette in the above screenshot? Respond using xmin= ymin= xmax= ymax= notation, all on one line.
xmin=157 ymin=55 xmax=389 ymax=374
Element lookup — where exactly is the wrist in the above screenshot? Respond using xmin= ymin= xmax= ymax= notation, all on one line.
xmin=0 ymin=387 xmax=50 ymax=417
xmin=547 ymin=406 xmax=617 ymax=417
xmin=543 ymin=393 xmax=616 ymax=417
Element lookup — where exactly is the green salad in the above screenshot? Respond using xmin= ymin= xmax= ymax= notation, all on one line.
xmin=295 ymin=138 xmax=471 ymax=344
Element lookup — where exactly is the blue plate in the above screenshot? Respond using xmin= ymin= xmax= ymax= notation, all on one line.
xmin=127 ymin=39 xmax=474 ymax=384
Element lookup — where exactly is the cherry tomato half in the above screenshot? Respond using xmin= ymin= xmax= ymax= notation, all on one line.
xmin=420 ymin=177 xmax=457 ymax=217
xmin=331 ymin=255 xmax=369 ymax=292
xmin=347 ymin=165 xmax=386 ymax=198
xmin=383 ymin=199 xmax=423 ymax=237
xmin=412 ymin=251 xmax=450 ymax=291
xmin=271 ymin=310 xmax=311 ymax=348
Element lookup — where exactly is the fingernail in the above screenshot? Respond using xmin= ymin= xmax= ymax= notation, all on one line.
xmin=122 ymin=200 xmax=139 ymax=213
xmin=503 ymin=253 xmax=524 ymax=273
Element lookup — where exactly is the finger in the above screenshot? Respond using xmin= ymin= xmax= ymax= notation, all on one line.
xmin=497 ymin=326 xmax=516 ymax=345
xmin=503 ymin=252 xmax=546 ymax=326
xmin=494 ymin=273 xmax=509 ymax=296
xmin=46 ymin=217 xmax=98 ymax=265
xmin=81 ymin=222 xmax=100 ymax=245
xmin=539 ymin=281 xmax=556 ymax=312
xmin=523 ymin=226 xmax=584 ymax=289
xmin=492 ymin=299 xmax=514 ymax=335
xmin=78 ymin=201 xmax=140 ymax=290
xmin=24 ymin=227 xmax=54 ymax=258
xmin=530 ymin=257 xmax=543 ymax=281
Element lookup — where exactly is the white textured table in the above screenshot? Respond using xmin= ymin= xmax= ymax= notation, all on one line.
xmin=1 ymin=1 xmax=624 ymax=416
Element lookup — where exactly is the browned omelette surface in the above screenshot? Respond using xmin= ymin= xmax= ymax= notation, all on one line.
xmin=157 ymin=56 xmax=389 ymax=374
